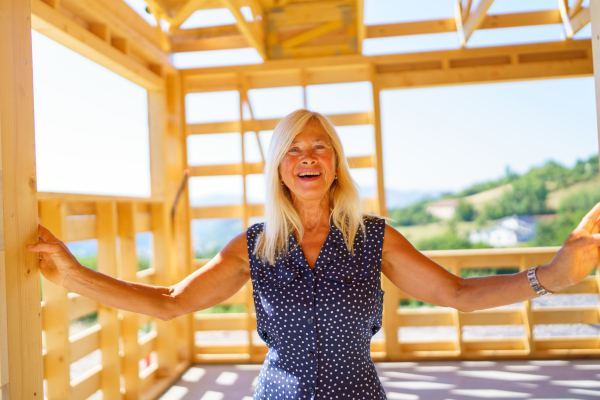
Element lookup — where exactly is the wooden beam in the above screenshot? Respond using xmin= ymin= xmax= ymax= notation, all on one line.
xmin=0 ymin=0 xmax=44 ymax=397
xmin=461 ymin=0 xmax=495 ymax=46
xmin=31 ymin=0 xmax=164 ymax=90
xmin=95 ymin=201 xmax=121 ymax=398
xmin=570 ymin=0 xmax=585 ymax=17
xmin=455 ymin=1 xmax=466 ymax=47
xmin=281 ymin=20 xmax=343 ymax=49
xmin=591 ymin=0 xmax=600 ymax=181
xmin=58 ymin=0 xmax=172 ymax=68
xmin=559 ymin=0 xmax=575 ymax=38
xmin=366 ymin=10 xmax=563 ymax=39
xmin=356 ymin=0 xmax=365 ymax=54
xmin=571 ymin=7 xmax=591 ymax=37
xmin=173 ymin=35 xmax=248 ymax=52
xmin=169 ymin=0 xmax=209 ymax=30
xmin=222 ymin=0 xmax=267 ymax=59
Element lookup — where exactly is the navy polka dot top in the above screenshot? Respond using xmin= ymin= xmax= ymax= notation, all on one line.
xmin=246 ymin=216 xmax=387 ymax=399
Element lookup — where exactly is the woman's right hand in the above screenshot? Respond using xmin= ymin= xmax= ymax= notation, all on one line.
xmin=26 ymin=224 xmax=82 ymax=287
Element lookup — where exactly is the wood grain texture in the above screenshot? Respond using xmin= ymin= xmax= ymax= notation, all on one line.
xmin=0 ymin=1 xmax=44 ymax=396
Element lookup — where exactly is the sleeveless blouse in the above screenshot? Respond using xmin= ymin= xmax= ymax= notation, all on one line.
xmin=246 ymin=216 xmax=387 ymax=399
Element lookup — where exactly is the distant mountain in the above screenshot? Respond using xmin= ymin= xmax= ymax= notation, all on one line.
xmin=385 ymin=189 xmax=443 ymax=209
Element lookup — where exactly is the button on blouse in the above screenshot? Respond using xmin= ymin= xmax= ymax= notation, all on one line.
xmin=247 ymin=216 xmax=387 ymax=399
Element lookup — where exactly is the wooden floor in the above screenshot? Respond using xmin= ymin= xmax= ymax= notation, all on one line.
xmin=158 ymin=359 xmax=600 ymax=400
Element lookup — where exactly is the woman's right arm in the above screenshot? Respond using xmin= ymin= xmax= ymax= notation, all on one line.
xmin=27 ymin=225 xmax=250 ymax=321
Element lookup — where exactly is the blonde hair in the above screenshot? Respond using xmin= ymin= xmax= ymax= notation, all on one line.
xmin=254 ymin=109 xmax=365 ymax=265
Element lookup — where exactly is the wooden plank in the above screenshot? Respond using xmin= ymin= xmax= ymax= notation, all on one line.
xmin=151 ymin=202 xmax=178 ymax=378
xmin=148 ymin=91 xmax=167 ymax=201
xmin=382 ymin=275 xmax=401 ymax=359
xmin=65 ymin=216 xmax=97 ymax=242
xmin=194 ymin=313 xmax=248 ymax=331
xmin=398 ymin=308 xmax=454 ymax=327
xmin=70 ymin=364 xmax=102 ymax=400
xmin=31 ymin=0 xmax=164 ymax=90
xmin=593 ymin=0 xmax=600 ymax=195
xmin=461 ymin=0 xmax=495 ymax=46
xmin=117 ymin=202 xmax=141 ymax=400
xmin=190 ymin=163 xmax=243 ymax=176
xmin=188 ymin=121 xmax=241 ymax=135
xmin=281 ymin=20 xmax=343 ymax=49
xmin=366 ymin=11 xmax=562 ymax=39
xmin=95 ymin=201 xmax=121 ymax=399
xmin=459 ymin=308 xmax=523 ymax=326
xmin=136 ymin=268 xmax=155 ymax=286
xmin=173 ymin=35 xmax=248 ymax=52
xmin=535 ymin=336 xmax=600 ymax=350
xmin=139 ymin=362 xmax=158 ymax=394
xmin=347 ymin=155 xmax=373 ymax=169
xmin=40 ymin=200 xmax=71 ymax=400
xmin=138 ymin=330 xmax=157 ymax=360
xmin=68 ymin=293 xmax=98 ymax=321
xmin=69 ymin=324 xmax=100 ymax=363
xmin=38 ymin=191 xmax=165 ymax=203
xmin=169 ymin=0 xmax=212 ymax=30
xmin=464 ymin=337 xmax=525 ymax=351
xmin=191 ymin=204 xmax=245 ymax=219
xmin=0 ymin=0 xmax=44 ymax=396
xmin=134 ymin=212 xmax=152 ymax=233
xmin=222 ymin=0 xmax=266 ymax=59
xmin=555 ymin=275 xmax=597 ymax=294
xmin=400 ymin=341 xmax=456 ymax=352
xmin=65 ymin=201 xmax=96 ymax=216
xmin=532 ymin=305 xmax=599 ymax=325
xmin=370 ymin=66 xmax=386 ymax=215
xmin=377 ymin=57 xmax=592 ymax=91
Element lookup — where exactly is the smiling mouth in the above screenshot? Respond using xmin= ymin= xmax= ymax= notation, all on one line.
xmin=297 ymin=172 xmax=321 ymax=180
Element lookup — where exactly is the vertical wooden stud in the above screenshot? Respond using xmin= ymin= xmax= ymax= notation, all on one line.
xmin=450 ymin=259 xmax=464 ymax=355
xmin=151 ymin=202 xmax=177 ymax=377
xmin=0 ymin=0 xmax=44 ymax=397
xmin=369 ymin=65 xmax=387 ymax=217
xmin=148 ymin=91 xmax=167 ymax=200
xmin=519 ymin=256 xmax=535 ymax=355
xmin=238 ymin=75 xmax=254 ymax=360
xmin=592 ymin=0 xmax=600 ymax=171
xmin=39 ymin=200 xmax=71 ymax=400
xmin=96 ymin=201 xmax=122 ymax=399
xmin=118 ymin=202 xmax=141 ymax=400
xmin=168 ymin=73 xmax=193 ymax=364
xmin=382 ymin=275 xmax=400 ymax=360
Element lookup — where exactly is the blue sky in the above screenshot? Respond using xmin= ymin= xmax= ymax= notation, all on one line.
xmin=32 ymin=0 xmax=598 ymax=205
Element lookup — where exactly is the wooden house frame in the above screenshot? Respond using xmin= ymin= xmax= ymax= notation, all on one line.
xmin=1 ymin=0 xmax=600 ymax=398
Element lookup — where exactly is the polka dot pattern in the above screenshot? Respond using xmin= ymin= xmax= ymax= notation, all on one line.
xmin=247 ymin=216 xmax=387 ymax=399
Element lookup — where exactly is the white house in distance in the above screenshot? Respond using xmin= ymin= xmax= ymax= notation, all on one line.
xmin=469 ymin=215 xmax=536 ymax=248
xmin=426 ymin=198 xmax=461 ymax=220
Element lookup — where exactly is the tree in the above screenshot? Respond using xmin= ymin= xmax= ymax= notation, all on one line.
xmin=454 ymin=200 xmax=476 ymax=222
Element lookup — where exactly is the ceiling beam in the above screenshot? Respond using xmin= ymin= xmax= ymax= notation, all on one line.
xmin=460 ymin=0 xmax=495 ymax=46
xmin=559 ymin=0 xmax=590 ymax=39
xmin=281 ymin=20 xmax=342 ymax=49
xmin=222 ymin=0 xmax=266 ymax=59
xmin=366 ymin=10 xmax=562 ymax=39
xmin=169 ymin=0 xmax=209 ymax=31
xmin=356 ymin=0 xmax=365 ymax=54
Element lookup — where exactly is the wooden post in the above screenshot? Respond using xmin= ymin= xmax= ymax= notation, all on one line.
xmin=450 ymin=259 xmax=464 ymax=355
xmin=39 ymin=200 xmax=71 ymax=400
xmin=168 ymin=73 xmax=193 ymax=364
xmin=152 ymin=202 xmax=178 ymax=377
xmin=382 ymin=275 xmax=400 ymax=360
xmin=592 ymin=0 xmax=600 ymax=174
xmin=0 ymin=0 xmax=44 ymax=397
xmin=519 ymin=255 xmax=535 ymax=355
xmin=148 ymin=91 xmax=167 ymax=200
xmin=369 ymin=65 xmax=387 ymax=217
xmin=96 ymin=201 xmax=122 ymax=399
xmin=118 ymin=202 xmax=141 ymax=400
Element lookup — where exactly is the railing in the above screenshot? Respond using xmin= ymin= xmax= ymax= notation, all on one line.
xmin=192 ymin=246 xmax=600 ymax=363
xmin=38 ymin=193 xmax=191 ymax=400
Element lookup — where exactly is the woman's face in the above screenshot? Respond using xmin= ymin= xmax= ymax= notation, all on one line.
xmin=279 ymin=120 xmax=337 ymax=204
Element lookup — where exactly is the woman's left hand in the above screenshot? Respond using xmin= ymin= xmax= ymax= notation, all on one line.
xmin=546 ymin=202 xmax=600 ymax=291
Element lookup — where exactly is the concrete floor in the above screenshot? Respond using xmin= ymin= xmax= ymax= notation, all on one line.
xmin=159 ymin=359 xmax=600 ymax=400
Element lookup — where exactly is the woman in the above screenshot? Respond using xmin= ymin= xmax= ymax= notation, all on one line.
xmin=28 ymin=110 xmax=600 ymax=399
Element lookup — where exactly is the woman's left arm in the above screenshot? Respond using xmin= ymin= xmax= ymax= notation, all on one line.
xmin=381 ymin=202 xmax=600 ymax=312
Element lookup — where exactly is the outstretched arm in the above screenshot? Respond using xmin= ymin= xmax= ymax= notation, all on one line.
xmin=381 ymin=203 xmax=600 ymax=312
xmin=27 ymin=225 xmax=250 ymax=321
